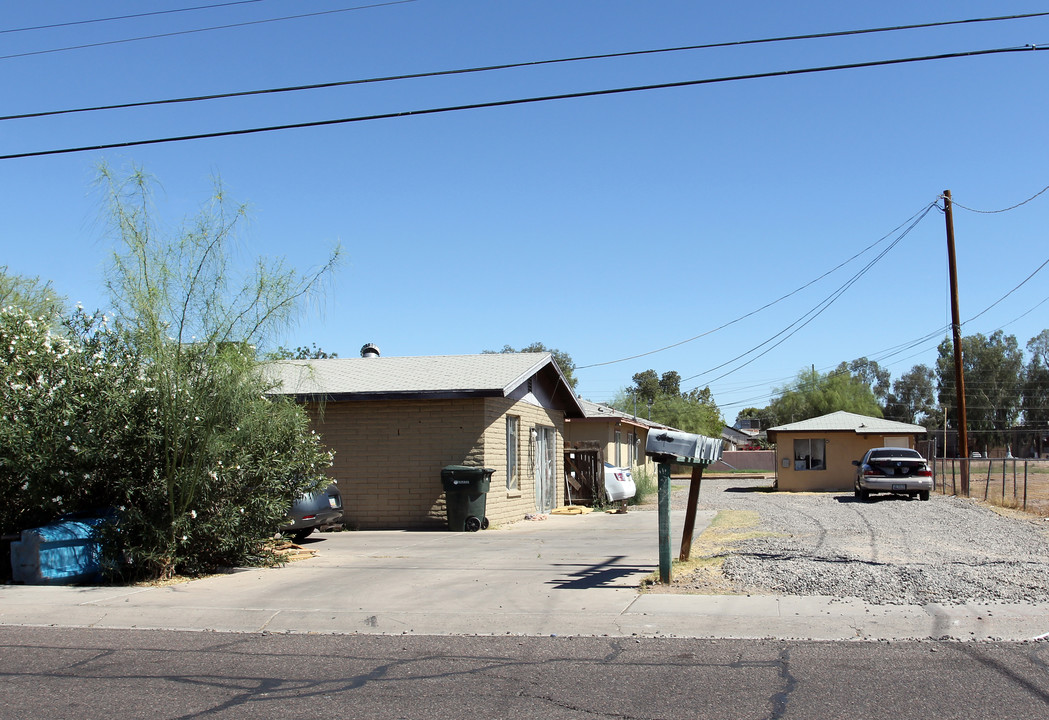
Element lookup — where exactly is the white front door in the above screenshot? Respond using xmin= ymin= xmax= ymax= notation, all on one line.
xmin=534 ymin=426 xmax=556 ymax=513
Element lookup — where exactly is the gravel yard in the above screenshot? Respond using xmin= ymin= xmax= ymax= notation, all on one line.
xmin=659 ymin=475 xmax=1049 ymax=605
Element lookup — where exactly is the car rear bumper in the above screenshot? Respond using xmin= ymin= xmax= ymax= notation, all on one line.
xmin=281 ymin=508 xmax=344 ymax=531
xmin=858 ymin=477 xmax=932 ymax=492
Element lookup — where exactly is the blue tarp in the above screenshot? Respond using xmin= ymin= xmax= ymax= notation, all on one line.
xmin=10 ymin=517 xmax=107 ymax=585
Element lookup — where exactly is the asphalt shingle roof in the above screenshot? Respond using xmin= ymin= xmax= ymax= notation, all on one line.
xmin=767 ymin=410 xmax=926 ymax=436
xmin=267 ymin=352 xmax=558 ymax=398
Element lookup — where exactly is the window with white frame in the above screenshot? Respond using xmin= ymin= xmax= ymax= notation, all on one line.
xmin=793 ymin=438 xmax=826 ymax=470
xmin=506 ymin=416 xmax=519 ymax=490
xmin=615 ymin=430 xmax=622 ymax=467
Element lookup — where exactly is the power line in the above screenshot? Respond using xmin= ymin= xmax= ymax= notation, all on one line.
xmin=0 ymin=1 xmax=268 ymax=35
xmin=0 ymin=1 xmax=418 ymax=62
xmin=6 ymin=10 xmax=1049 ymax=120
xmin=682 ymin=203 xmax=938 ymax=388
xmin=964 ymin=254 xmax=1049 ymax=325
xmin=4 ymin=45 xmax=1044 ymax=160
xmin=579 ymin=203 xmax=937 ymax=370
xmin=948 ymin=182 xmax=1049 ymax=213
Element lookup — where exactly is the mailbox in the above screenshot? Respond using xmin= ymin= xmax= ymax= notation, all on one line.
xmin=645 ymin=429 xmax=723 ymax=464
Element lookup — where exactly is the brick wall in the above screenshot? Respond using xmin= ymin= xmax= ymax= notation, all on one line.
xmin=707 ymin=450 xmax=776 ymax=473
xmin=307 ymin=397 xmax=565 ymax=529
xmin=481 ymin=398 xmax=565 ymax=526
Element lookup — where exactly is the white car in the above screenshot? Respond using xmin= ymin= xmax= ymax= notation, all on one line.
xmin=852 ymin=447 xmax=932 ymax=501
xmin=603 ymin=462 xmax=637 ymax=502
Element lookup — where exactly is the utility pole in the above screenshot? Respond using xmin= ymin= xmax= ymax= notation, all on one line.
xmin=944 ymin=190 xmax=970 ymax=495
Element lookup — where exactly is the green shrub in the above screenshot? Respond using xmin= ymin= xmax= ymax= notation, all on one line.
xmin=630 ymin=467 xmax=656 ymax=505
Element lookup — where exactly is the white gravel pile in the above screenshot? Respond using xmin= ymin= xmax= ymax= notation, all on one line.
xmin=686 ymin=477 xmax=1049 ymax=605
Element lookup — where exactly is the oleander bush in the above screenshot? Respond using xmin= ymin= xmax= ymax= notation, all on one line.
xmin=1 ymin=165 xmax=340 ymax=581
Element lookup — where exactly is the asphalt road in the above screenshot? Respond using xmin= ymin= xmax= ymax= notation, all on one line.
xmin=3 ymin=627 xmax=1048 ymax=720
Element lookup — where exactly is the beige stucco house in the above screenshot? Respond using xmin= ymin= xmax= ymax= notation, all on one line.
xmin=563 ymin=400 xmax=662 ymax=490
xmin=767 ymin=411 xmax=927 ymax=491
xmin=268 ymin=351 xmax=584 ymax=529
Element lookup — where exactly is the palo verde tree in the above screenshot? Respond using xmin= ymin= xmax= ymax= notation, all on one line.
xmin=93 ymin=164 xmax=342 ymax=579
xmin=0 ymin=266 xmax=65 ymax=326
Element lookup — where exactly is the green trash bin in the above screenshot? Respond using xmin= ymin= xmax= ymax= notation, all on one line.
xmin=441 ymin=465 xmax=494 ymax=532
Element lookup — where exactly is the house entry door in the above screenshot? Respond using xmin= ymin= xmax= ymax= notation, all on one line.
xmin=534 ymin=426 xmax=556 ymax=513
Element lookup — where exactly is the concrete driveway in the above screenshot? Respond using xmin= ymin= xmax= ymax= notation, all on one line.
xmin=2 ymin=506 xmax=1047 ymax=640
xmin=1 ymin=508 xmax=692 ymax=637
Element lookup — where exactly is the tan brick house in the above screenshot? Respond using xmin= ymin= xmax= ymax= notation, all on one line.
xmin=268 ymin=351 xmax=584 ymax=529
xmin=767 ymin=411 xmax=927 ymax=492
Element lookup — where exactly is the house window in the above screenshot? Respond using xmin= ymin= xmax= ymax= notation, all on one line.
xmin=628 ymin=432 xmax=637 ymax=466
xmin=506 ymin=416 xmax=519 ymax=490
xmin=793 ymin=438 xmax=826 ymax=471
xmin=615 ymin=430 xmax=622 ymax=467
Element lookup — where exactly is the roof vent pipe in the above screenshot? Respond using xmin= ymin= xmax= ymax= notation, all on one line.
xmin=360 ymin=343 xmax=380 ymax=358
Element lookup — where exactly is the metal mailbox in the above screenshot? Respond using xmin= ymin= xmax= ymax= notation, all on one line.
xmin=645 ymin=429 xmax=723 ymax=464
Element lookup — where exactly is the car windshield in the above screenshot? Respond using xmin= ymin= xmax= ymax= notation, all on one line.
xmin=868 ymin=449 xmax=922 ymax=461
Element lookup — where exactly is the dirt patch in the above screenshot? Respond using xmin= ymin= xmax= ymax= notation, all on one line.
xmin=642 ymin=509 xmax=783 ymax=594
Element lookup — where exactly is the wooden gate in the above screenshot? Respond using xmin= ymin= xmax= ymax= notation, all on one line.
xmin=564 ymin=442 xmax=604 ymax=506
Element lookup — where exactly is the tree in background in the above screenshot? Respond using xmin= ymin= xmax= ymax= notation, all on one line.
xmin=629 ymin=369 xmax=660 ymax=405
xmin=486 ymin=342 xmax=577 ymax=389
xmin=884 ymin=364 xmax=936 ymax=425
xmin=835 ymin=357 xmax=891 ymax=405
xmin=1022 ymin=330 xmax=1049 ymax=435
xmin=611 ymin=370 xmax=723 ymax=438
xmin=936 ymin=331 xmax=1023 ymax=447
xmin=270 ymin=343 xmax=339 ymax=359
xmin=767 ymin=366 xmax=883 ymax=425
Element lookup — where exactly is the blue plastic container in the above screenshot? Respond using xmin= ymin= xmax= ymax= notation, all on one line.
xmin=10 ymin=518 xmax=107 ymax=585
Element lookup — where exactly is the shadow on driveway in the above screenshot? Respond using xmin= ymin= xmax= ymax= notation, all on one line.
xmin=547 ymin=556 xmax=651 ymax=590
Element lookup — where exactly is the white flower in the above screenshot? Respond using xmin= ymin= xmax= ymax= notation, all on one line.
xmin=189 ymin=510 xmax=197 ymax=519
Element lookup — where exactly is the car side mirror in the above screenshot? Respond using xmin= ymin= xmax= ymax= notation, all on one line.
xmin=851 ymin=460 xmax=860 ymax=466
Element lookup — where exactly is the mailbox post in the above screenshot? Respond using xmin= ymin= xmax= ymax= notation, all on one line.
xmin=645 ymin=429 xmax=724 ymax=584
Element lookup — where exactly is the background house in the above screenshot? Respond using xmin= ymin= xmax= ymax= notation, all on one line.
xmin=268 ymin=350 xmax=584 ymax=529
xmin=767 ymin=410 xmax=927 ymax=491
xmin=563 ymin=400 xmax=662 ymax=503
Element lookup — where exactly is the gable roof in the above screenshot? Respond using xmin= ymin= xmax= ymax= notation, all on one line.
xmin=766 ymin=410 xmax=925 ymax=442
xmin=266 ymin=352 xmax=585 ymax=417
xmin=722 ymin=425 xmax=754 ymax=444
xmin=573 ymin=398 xmax=667 ymax=429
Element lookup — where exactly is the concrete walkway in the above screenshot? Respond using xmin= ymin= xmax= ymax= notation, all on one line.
xmin=2 ymin=508 xmax=1047 ymax=641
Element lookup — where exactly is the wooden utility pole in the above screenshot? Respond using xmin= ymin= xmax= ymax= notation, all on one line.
xmin=944 ymin=190 xmax=970 ymax=495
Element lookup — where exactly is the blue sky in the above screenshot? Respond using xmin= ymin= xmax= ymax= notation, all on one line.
xmin=4 ymin=1 xmax=1049 ymax=418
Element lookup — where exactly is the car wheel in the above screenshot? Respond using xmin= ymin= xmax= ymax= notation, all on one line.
xmin=918 ymin=490 xmax=930 ymax=501
xmin=292 ymin=528 xmax=314 ymax=543
xmin=855 ymin=485 xmax=869 ymax=501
